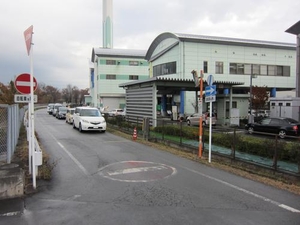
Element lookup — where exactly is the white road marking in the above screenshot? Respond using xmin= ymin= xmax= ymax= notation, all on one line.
xmin=181 ymin=166 xmax=300 ymax=213
xmin=46 ymin=131 xmax=89 ymax=176
xmin=99 ymin=161 xmax=177 ymax=182
xmin=57 ymin=142 xmax=89 ymax=176
xmin=107 ymin=165 xmax=168 ymax=176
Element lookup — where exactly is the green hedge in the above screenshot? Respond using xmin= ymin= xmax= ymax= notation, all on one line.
xmin=152 ymin=125 xmax=300 ymax=163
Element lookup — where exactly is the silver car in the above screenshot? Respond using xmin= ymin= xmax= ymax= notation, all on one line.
xmin=186 ymin=112 xmax=217 ymax=126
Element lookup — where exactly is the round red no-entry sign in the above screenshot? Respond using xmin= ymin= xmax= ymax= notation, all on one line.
xmin=14 ymin=73 xmax=37 ymax=94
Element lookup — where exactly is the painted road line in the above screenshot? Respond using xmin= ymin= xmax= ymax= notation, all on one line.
xmin=107 ymin=165 xmax=168 ymax=176
xmin=46 ymin=130 xmax=89 ymax=176
xmin=181 ymin=165 xmax=300 ymax=213
xmin=56 ymin=142 xmax=89 ymax=176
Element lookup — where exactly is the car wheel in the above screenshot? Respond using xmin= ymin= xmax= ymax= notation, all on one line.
xmin=187 ymin=120 xmax=191 ymax=126
xmin=79 ymin=123 xmax=83 ymax=132
xmin=248 ymin=127 xmax=254 ymax=134
xmin=278 ymin=130 xmax=286 ymax=139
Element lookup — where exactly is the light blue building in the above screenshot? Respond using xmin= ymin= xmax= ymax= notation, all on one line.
xmin=119 ymin=32 xmax=296 ymax=125
xmin=90 ymin=48 xmax=149 ymax=110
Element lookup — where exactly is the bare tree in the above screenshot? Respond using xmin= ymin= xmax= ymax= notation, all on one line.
xmin=72 ymin=86 xmax=80 ymax=104
xmin=0 ymin=81 xmax=16 ymax=104
xmin=79 ymin=88 xmax=89 ymax=105
xmin=61 ymin=84 xmax=73 ymax=103
xmin=45 ymin=85 xmax=61 ymax=103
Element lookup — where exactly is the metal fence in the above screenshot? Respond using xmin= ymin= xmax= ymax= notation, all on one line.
xmin=106 ymin=116 xmax=300 ymax=176
xmin=0 ymin=104 xmax=25 ymax=163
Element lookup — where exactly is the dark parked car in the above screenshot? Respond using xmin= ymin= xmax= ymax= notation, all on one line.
xmin=245 ymin=117 xmax=300 ymax=139
xmin=56 ymin=106 xmax=68 ymax=119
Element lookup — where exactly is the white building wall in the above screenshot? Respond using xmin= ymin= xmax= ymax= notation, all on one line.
xmin=91 ymin=56 xmax=149 ymax=108
xmin=182 ymin=42 xmax=296 ymax=89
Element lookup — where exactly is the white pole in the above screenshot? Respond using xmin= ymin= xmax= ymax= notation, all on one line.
xmin=30 ymin=35 xmax=36 ymax=189
xmin=209 ymin=101 xmax=212 ymax=163
xmin=28 ymin=102 xmax=32 ymax=174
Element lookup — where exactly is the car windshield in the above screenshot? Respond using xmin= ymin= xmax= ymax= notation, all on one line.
xmin=81 ymin=109 xmax=100 ymax=117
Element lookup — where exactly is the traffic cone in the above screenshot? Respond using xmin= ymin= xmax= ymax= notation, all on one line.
xmin=132 ymin=127 xmax=137 ymax=140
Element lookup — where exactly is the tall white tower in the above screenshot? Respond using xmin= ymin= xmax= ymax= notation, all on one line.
xmin=103 ymin=0 xmax=113 ymax=48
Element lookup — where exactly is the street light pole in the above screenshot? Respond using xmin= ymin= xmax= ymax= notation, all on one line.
xmin=249 ymin=74 xmax=257 ymax=123
xmin=191 ymin=70 xmax=203 ymax=158
xmin=199 ymin=70 xmax=204 ymax=158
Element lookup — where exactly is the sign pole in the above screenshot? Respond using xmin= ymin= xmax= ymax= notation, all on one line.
xmin=205 ymin=74 xmax=216 ymax=163
xmin=30 ymin=33 xmax=36 ymax=189
xmin=30 ymin=37 xmax=36 ymax=189
xmin=209 ymin=101 xmax=212 ymax=163
xmin=24 ymin=25 xmax=36 ymax=189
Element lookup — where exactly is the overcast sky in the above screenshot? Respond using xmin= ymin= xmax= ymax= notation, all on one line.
xmin=0 ymin=0 xmax=299 ymax=90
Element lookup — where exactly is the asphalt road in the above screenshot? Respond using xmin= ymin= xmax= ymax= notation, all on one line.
xmin=2 ymin=109 xmax=300 ymax=224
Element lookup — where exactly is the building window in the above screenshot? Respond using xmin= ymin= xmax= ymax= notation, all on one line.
xmin=129 ymin=75 xmax=139 ymax=80
xmin=268 ymin=65 xmax=276 ymax=76
xmin=225 ymin=101 xmax=237 ymax=118
xmin=106 ymin=60 xmax=116 ymax=65
xmin=229 ymin=63 xmax=290 ymax=77
xmin=153 ymin=61 xmax=176 ymax=76
xmin=203 ymin=61 xmax=208 ymax=73
xmin=229 ymin=63 xmax=237 ymax=74
xmin=237 ymin=63 xmax=244 ymax=74
xmin=252 ymin=64 xmax=260 ymax=75
xmin=106 ymin=74 xmax=116 ymax=80
xmin=260 ymin=65 xmax=267 ymax=75
xmin=283 ymin=66 xmax=290 ymax=76
xmin=215 ymin=62 xmax=223 ymax=74
xmin=277 ymin=66 xmax=283 ymax=76
xmin=129 ymin=61 xmax=139 ymax=66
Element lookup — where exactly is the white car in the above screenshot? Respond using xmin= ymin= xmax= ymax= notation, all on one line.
xmin=52 ymin=103 xmax=63 ymax=117
xmin=73 ymin=107 xmax=106 ymax=133
xmin=65 ymin=108 xmax=75 ymax=124
xmin=47 ymin=103 xmax=54 ymax=114
xmin=108 ymin=109 xmax=124 ymax=117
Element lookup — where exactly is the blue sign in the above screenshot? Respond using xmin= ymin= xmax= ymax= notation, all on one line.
xmin=205 ymin=85 xmax=216 ymax=96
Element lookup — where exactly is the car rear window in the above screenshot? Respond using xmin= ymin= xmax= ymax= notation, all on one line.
xmin=286 ymin=118 xmax=299 ymax=124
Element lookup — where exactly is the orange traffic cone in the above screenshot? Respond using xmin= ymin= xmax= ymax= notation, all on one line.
xmin=132 ymin=127 xmax=137 ymax=140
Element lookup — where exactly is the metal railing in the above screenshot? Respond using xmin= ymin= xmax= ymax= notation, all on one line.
xmin=106 ymin=116 xmax=300 ymax=176
xmin=0 ymin=104 xmax=25 ymax=163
